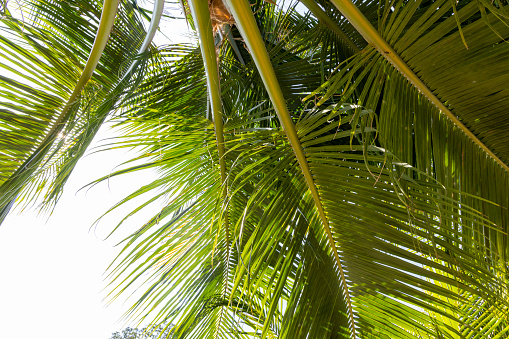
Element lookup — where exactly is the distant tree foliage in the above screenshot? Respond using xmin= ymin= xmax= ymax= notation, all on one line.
xmin=109 ymin=323 xmax=172 ymax=339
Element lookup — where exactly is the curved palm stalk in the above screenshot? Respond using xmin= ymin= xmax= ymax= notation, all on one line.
xmin=187 ymin=0 xmax=231 ymax=334
xmin=55 ymin=0 xmax=165 ymax=189
xmin=222 ymin=0 xmax=355 ymax=336
xmin=0 ymin=0 xmax=120 ymax=219
xmin=61 ymin=0 xmax=165 ymax=183
xmin=187 ymin=0 xmax=228 ymax=244
xmin=120 ymin=0 xmax=164 ymax=81
xmin=23 ymin=0 xmax=119 ymax=159
xmin=329 ymin=0 xmax=509 ymax=172
xmin=299 ymin=0 xmax=360 ymax=52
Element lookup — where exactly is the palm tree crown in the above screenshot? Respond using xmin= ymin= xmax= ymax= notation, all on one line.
xmin=1 ymin=0 xmax=509 ymax=337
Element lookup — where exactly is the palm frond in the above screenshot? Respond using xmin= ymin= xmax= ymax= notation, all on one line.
xmin=0 ymin=0 xmax=155 ymax=219
xmin=2 ymin=0 xmax=509 ymax=338
xmin=96 ymin=1 xmax=509 ymax=337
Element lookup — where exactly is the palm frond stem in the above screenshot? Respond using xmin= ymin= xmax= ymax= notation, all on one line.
xmin=0 ymin=0 xmax=120 ymax=219
xmin=30 ymin=0 xmax=120 ymax=152
xmin=223 ymin=0 xmax=355 ymax=336
xmin=330 ymin=0 xmax=509 ymax=172
xmin=187 ymin=0 xmax=231 ymax=335
xmin=120 ymin=0 xmax=164 ymax=81
xmin=187 ymin=0 xmax=228 ymax=244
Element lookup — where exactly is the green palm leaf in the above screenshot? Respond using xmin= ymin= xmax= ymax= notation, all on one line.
xmin=0 ymin=0 xmax=158 ymax=219
xmin=2 ymin=0 xmax=509 ymax=338
xmin=97 ymin=1 xmax=509 ymax=337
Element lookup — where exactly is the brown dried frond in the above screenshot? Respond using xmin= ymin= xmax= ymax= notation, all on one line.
xmin=184 ymin=0 xmax=276 ymax=33
xmin=209 ymin=0 xmax=235 ymax=32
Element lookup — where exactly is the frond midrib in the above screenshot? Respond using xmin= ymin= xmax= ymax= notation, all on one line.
xmin=0 ymin=0 xmax=121 ymax=216
xmin=187 ymin=1 xmax=231 ymax=337
xmin=329 ymin=0 xmax=509 ymax=173
xmin=223 ymin=0 xmax=356 ymax=336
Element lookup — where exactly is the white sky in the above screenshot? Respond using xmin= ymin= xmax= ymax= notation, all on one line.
xmin=0 ymin=2 xmax=191 ymax=338
xmin=0 ymin=127 xmax=161 ymax=338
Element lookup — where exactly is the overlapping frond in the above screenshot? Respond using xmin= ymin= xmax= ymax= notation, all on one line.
xmin=104 ymin=95 xmax=507 ymax=338
xmin=94 ymin=0 xmax=509 ymax=336
xmin=0 ymin=0 xmax=155 ymax=219
xmin=305 ymin=0 xmax=509 ymax=294
xmin=2 ymin=0 xmax=509 ymax=338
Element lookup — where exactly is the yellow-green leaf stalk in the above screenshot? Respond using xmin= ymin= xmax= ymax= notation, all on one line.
xmin=0 ymin=0 xmax=120 ymax=218
xmin=49 ymin=0 xmax=120 ymax=141
xmin=222 ymin=0 xmax=356 ymax=336
xmin=187 ymin=0 xmax=228 ymax=242
xmin=329 ymin=0 xmax=509 ymax=172
xmin=187 ymin=0 xmax=231 ymax=333
xmin=120 ymin=0 xmax=164 ymax=80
